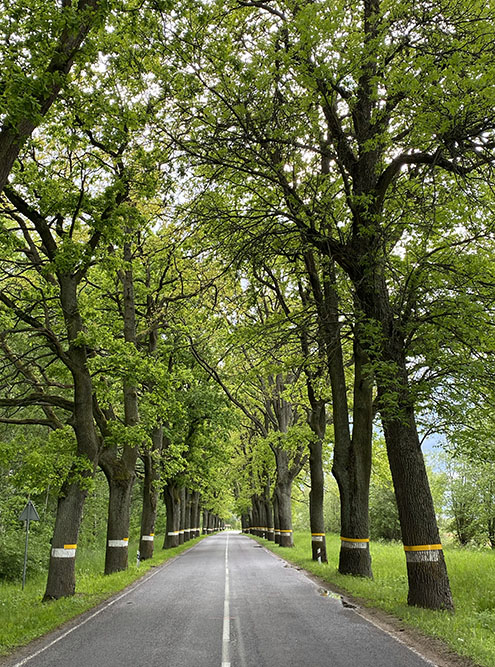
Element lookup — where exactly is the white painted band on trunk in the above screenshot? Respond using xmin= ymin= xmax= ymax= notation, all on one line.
xmin=51 ymin=548 xmax=76 ymax=558
xmin=341 ymin=541 xmax=368 ymax=549
xmin=405 ymin=550 xmax=440 ymax=562
xmin=168 ymin=531 xmax=179 ymax=535
xmin=108 ymin=539 xmax=128 ymax=547
xmin=312 ymin=535 xmax=324 ymax=542
xmin=141 ymin=535 xmax=154 ymax=541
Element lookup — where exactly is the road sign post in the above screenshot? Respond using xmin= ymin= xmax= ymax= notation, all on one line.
xmin=19 ymin=500 xmax=40 ymax=590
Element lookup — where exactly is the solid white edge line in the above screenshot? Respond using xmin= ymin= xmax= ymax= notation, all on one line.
xmin=221 ymin=534 xmax=230 ymax=667
xmin=12 ymin=547 xmax=193 ymax=667
xmin=352 ymin=607 xmax=438 ymax=666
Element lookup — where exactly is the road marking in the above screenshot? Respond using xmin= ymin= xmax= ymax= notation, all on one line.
xmin=221 ymin=533 xmax=230 ymax=667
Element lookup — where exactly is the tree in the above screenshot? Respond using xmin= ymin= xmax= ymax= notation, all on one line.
xmin=0 ymin=0 xmax=109 ymax=194
xmin=157 ymin=0 xmax=495 ymax=609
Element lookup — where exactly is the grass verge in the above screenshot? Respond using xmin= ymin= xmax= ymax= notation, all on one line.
xmin=250 ymin=532 xmax=495 ymax=667
xmin=0 ymin=537 xmax=204 ymax=657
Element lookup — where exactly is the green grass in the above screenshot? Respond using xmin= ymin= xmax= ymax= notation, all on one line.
xmin=0 ymin=537 xmax=205 ymax=657
xmin=250 ymin=532 xmax=495 ymax=667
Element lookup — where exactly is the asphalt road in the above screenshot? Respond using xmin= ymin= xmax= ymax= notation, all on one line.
xmin=5 ymin=533 xmax=435 ymax=667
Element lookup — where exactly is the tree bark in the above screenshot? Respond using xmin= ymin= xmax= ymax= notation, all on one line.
xmin=191 ymin=491 xmax=200 ymax=538
xmin=274 ymin=451 xmax=294 ymax=547
xmin=100 ymin=234 xmax=140 ymax=575
xmin=184 ymin=488 xmax=192 ymax=542
xmin=305 ymin=374 xmax=328 ymax=562
xmin=202 ymin=509 xmax=209 ymax=534
xmin=336 ymin=339 xmax=373 ymax=577
xmin=43 ymin=275 xmax=100 ymax=600
xmin=309 ymin=436 xmax=327 ymax=563
xmin=101 ymin=462 xmax=134 ymax=574
xmin=164 ymin=482 xmax=180 ymax=548
xmin=272 ymin=493 xmax=280 ymax=544
xmin=139 ymin=426 xmax=163 ymax=560
xmin=179 ymin=486 xmax=186 ymax=544
xmin=263 ymin=483 xmax=275 ymax=541
xmin=304 ymin=253 xmax=373 ymax=575
xmin=355 ymin=274 xmax=453 ymax=609
xmin=44 ymin=480 xmax=88 ymax=600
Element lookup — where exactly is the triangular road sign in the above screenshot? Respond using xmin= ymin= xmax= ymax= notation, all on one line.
xmin=19 ymin=500 xmax=40 ymax=522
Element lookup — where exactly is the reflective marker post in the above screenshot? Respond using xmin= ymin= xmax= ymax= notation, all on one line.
xmin=19 ymin=500 xmax=40 ymax=590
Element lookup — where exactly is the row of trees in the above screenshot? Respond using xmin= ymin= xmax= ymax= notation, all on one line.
xmin=1 ymin=0 xmax=495 ymax=613
xmin=0 ymin=3 xmax=236 ymax=599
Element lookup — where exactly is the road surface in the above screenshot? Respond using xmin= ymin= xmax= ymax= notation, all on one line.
xmin=5 ymin=533 xmax=436 ymax=667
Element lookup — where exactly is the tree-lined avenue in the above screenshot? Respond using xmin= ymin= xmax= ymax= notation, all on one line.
xmin=3 ymin=534 xmax=434 ymax=667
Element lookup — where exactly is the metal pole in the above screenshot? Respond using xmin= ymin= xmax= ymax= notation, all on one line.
xmin=22 ymin=516 xmax=30 ymax=591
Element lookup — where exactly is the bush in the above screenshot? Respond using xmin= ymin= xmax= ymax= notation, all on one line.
xmin=0 ymin=528 xmax=48 ymax=582
xmin=369 ymin=484 xmax=401 ymax=541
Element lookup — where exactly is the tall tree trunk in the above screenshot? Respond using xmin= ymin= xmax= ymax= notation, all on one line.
xmin=273 ymin=493 xmax=280 ymax=544
xmin=275 ymin=482 xmax=293 ymax=547
xmin=164 ymin=482 xmax=180 ymax=548
xmin=274 ymin=452 xmax=294 ymax=547
xmin=139 ymin=426 xmax=163 ymax=560
xmin=337 ymin=339 xmax=373 ymax=577
xmin=44 ymin=275 xmax=100 ymax=601
xmin=102 ymin=462 xmax=134 ymax=574
xmin=179 ymin=486 xmax=186 ymax=544
xmin=304 ymin=253 xmax=373 ymax=575
xmin=258 ymin=495 xmax=267 ymax=538
xmin=307 ymin=392 xmax=328 ymax=562
xmin=356 ymin=275 xmax=453 ymax=609
xmin=191 ymin=491 xmax=200 ymax=538
xmin=309 ymin=437 xmax=327 ymax=562
xmin=100 ymin=234 xmax=140 ymax=575
xmin=263 ymin=482 xmax=275 ymax=541
xmin=252 ymin=495 xmax=261 ymax=537
xmin=44 ymin=479 xmax=88 ymax=600
xmin=382 ymin=400 xmax=453 ymax=609
xmin=184 ymin=489 xmax=192 ymax=542
xmin=202 ymin=509 xmax=209 ymax=534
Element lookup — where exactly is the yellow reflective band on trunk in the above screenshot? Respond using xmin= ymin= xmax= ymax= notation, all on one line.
xmin=404 ymin=544 xmax=442 ymax=551
xmin=340 ymin=537 xmax=370 ymax=543
xmin=311 ymin=533 xmax=325 ymax=537
xmin=64 ymin=544 xmax=77 ymax=549
xmin=279 ymin=529 xmax=293 ymax=533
